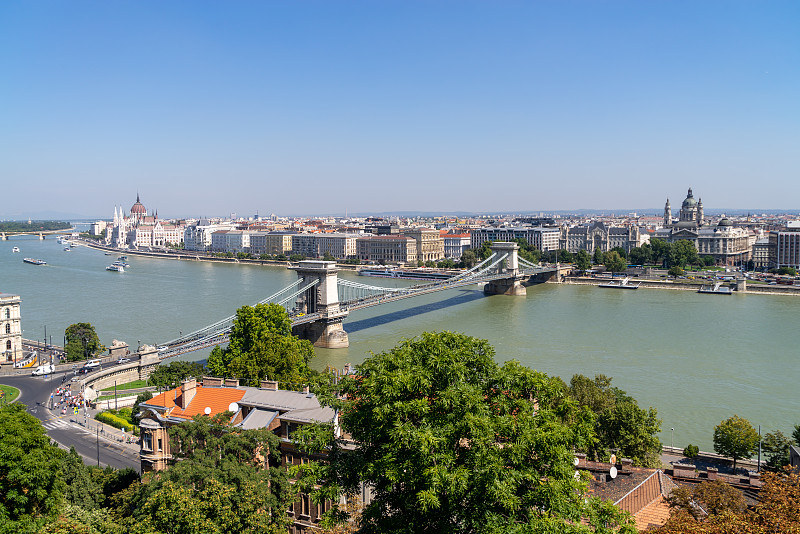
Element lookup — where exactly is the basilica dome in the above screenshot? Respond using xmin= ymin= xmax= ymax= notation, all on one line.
xmin=681 ymin=188 xmax=697 ymax=208
xmin=718 ymin=218 xmax=733 ymax=227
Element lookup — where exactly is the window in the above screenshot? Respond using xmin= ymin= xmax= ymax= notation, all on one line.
xmin=5 ymin=340 xmax=10 ymax=350
xmin=5 ymin=324 xmax=9 ymax=334
xmin=142 ymin=433 xmax=152 ymax=451
xmin=157 ymin=438 xmax=163 ymax=452
xmin=4 ymin=309 xmax=9 ymax=319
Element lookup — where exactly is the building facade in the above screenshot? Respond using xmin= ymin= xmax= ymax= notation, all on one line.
xmin=0 ymin=293 xmax=22 ymax=364
xmin=561 ymin=223 xmax=646 ymax=255
xmin=441 ymin=232 xmax=471 ymax=261
xmin=355 ymin=235 xmax=418 ymax=264
xmin=471 ymin=227 xmax=560 ymax=252
xmin=402 ymin=228 xmax=445 ymax=262
xmin=769 ymin=222 xmax=800 ymax=269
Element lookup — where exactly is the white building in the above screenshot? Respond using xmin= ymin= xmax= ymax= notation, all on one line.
xmin=0 ymin=293 xmax=22 ymax=364
xmin=471 ymin=227 xmax=560 ymax=252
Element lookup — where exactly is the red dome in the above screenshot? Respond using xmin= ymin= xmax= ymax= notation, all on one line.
xmin=130 ymin=194 xmax=146 ymax=215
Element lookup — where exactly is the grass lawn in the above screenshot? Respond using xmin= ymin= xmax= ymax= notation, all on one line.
xmin=0 ymin=384 xmax=20 ymax=403
xmin=101 ymin=379 xmax=148 ymax=391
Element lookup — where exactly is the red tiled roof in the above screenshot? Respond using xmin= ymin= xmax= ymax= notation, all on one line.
xmin=148 ymin=385 xmax=245 ymax=420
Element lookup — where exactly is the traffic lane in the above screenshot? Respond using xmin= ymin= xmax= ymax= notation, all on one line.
xmin=1 ymin=375 xmax=140 ymax=472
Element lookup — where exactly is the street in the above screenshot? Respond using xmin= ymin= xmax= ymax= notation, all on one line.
xmin=0 ymin=374 xmax=140 ymax=471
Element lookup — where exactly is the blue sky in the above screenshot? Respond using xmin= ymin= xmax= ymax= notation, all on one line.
xmin=2 ymin=1 xmax=798 ymax=218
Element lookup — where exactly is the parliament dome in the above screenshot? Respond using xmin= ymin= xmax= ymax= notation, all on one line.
xmin=130 ymin=194 xmax=146 ymax=215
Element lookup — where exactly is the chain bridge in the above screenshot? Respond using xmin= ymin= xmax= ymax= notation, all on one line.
xmin=158 ymin=242 xmax=567 ymax=357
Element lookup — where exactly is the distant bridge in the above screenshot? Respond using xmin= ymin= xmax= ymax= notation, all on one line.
xmin=0 ymin=229 xmax=74 ymax=240
xmin=158 ymin=242 xmax=568 ymax=357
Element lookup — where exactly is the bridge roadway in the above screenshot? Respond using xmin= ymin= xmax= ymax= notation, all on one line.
xmin=161 ymin=265 xmax=557 ymax=358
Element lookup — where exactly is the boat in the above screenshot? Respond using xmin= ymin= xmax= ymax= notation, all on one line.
xmin=105 ymin=252 xmax=113 ymax=255
xmin=118 ymin=255 xmax=128 ymax=261
xmin=23 ymin=258 xmax=47 ymax=265
xmin=113 ymin=260 xmax=130 ymax=268
xmin=63 ymin=246 xmax=71 ymax=251
xmin=698 ymin=282 xmax=733 ymax=295
xmin=106 ymin=264 xmax=125 ymax=272
xmin=357 ymin=267 xmax=455 ymax=281
xmin=12 ymin=246 xmax=20 ymax=253
xmin=598 ymin=277 xmax=640 ymax=289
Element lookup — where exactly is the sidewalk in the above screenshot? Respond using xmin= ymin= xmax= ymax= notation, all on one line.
xmin=660 ymin=445 xmax=761 ymax=476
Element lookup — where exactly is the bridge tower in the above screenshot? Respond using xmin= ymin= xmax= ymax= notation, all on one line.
xmin=38 ymin=233 xmax=44 ymax=240
xmin=0 ymin=233 xmax=5 ymax=240
xmin=483 ymin=242 xmax=527 ymax=296
xmin=289 ymin=261 xmax=350 ymax=349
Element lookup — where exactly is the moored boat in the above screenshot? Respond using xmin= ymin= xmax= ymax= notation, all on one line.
xmin=598 ymin=277 xmax=640 ymax=289
xmin=698 ymin=282 xmax=733 ymax=295
xmin=12 ymin=246 xmax=20 ymax=253
xmin=106 ymin=264 xmax=125 ymax=272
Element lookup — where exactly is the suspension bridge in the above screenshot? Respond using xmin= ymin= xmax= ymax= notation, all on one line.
xmin=157 ymin=242 xmax=567 ymax=357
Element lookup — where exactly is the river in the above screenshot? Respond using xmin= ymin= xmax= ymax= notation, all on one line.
xmin=2 ymin=233 xmax=798 ymax=452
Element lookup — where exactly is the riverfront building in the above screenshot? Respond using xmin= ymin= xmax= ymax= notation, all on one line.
xmin=561 ymin=222 xmax=647 ymax=255
xmin=0 ymin=293 xmax=22 ymax=364
xmin=402 ymin=228 xmax=445 ymax=262
xmin=471 ymin=226 xmax=560 ymax=252
xmin=109 ymin=195 xmax=186 ymax=250
xmin=356 ymin=235 xmax=418 ymax=264
xmin=769 ymin=222 xmax=800 ymax=269
xmin=441 ymin=232 xmax=471 ymax=261
xmin=654 ymin=188 xmax=752 ymax=266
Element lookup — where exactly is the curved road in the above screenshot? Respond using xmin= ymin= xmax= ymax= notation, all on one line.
xmin=0 ymin=373 xmax=140 ymax=472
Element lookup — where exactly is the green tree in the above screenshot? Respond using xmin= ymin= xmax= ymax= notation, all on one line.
xmin=0 ymin=404 xmax=66 ymax=530
xmin=459 ymin=249 xmax=477 ymax=268
xmin=130 ymin=413 xmax=292 ymax=534
xmin=604 ymin=251 xmax=628 ymax=273
xmin=64 ymin=323 xmax=105 ymax=362
xmin=627 ymin=244 xmax=652 ymax=266
xmin=575 ymin=249 xmax=591 ymax=272
xmin=206 ymin=303 xmax=314 ymax=387
xmin=148 ymin=361 xmax=206 ymax=390
xmin=793 ymin=424 xmax=800 ymax=446
xmin=762 ymin=430 xmax=792 ymax=470
xmin=713 ymin=415 xmax=759 ymax=473
xmin=649 ymin=239 xmax=671 ymax=266
xmin=668 ymin=239 xmax=699 ymax=268
xmin=592 ymin=247 xmax=605 ymax=265
xmin=322 ymin=251 xmax=336 ymax=261
xmin=609 ymin=246 xmax=627 ymax=260
xmin=667 ymin=265 xmax=684 ymax=277
xmin=567 ymin=374 xmax=662 ymax=467
xmin=300 ymin=332 xmax=634 ymax=533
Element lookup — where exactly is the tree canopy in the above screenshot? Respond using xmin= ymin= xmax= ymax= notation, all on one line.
xmin=206 ymin=303 xmax=314 ymax=387
xmin=712 ymin=415 xmax=759 ymax=473
xmin=298 ymin=332 xmax=635 ymax=534
xmin=603 ymin=251 xmax=628 ymax=273
xmin=64 ymin=323 xmax=105 ymax=362
xmin=148 ymin=361 xmax=206 ymax=390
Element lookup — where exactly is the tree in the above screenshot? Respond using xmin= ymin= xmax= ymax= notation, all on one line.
xmin=567 ymin=374 xmax=662 ymax=467
xmin=129 ymin=413 xmax=292 ymax=534
xmin=668 ymin=240 xmax=699 ymax=268
xmin=575 ymin=249 xmax=591 ymax=272
xmin=649 ymin=239 xmax=671 ymax=266
xmin=604 ymin=251 xmax=628 ymax=273
xmin=302 ymin=332 xmax=634 ymax=533
xmin=206 ymin=303 xmax=314 ymax=387
xmin=148 ymin=361 xmax=206 ymax=389
xmin=0 ymin=404 xmax=66 ymax=530
xmin=609 ymin=247 xmax=627 ymax=260
xmin=713 ymin=415 xmax=759 ymax=473
xmin=762 ymin=430 xmax=792 ymax=470
xmin=323 ymin=251 xmax=336 ymax=262
xmin=666 ymin=479 xmax=746 ymax=520
xmin=668 ymin=265 xmax=684 ymax=277
xmin=793 ymin=424 xmax=800 ymax=446
xmin=64 ymin=323 xmax=105 ymax=362
xmin=459 ymin=249 xmax=477 ymax=268
xmin=593 ymin=247 xmax=605 ymax=265
xmin=627 ymin=244 xmax=652 ymax=266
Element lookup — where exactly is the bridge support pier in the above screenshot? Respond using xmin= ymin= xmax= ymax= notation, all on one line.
xmin=39 ymin=233 xmax=44 ymax=240
xmin=0 ymin=233 xmax=6 ymax=240
xmin=483 ymin=242 xmax=527 ymax=296
xmin=289 ymin=261 xmax=350 ymax=349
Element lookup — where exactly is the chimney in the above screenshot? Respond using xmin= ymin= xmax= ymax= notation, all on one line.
xmin=574 ymin=453 xmax=587 ymax=467
xmin=180 ymin=378 xmax=197 ymax=409
xmin=224 ymin=378 xmax=239 ymax=388
xmin=203 ymin=376 xmax=223 ymax=387
xmin=261 ymin=380 xmax=278 ymax=391
xmin=706 ymin=467 xmax=718 ymax=481
xmin=302 ymin=385 xmax=310 ymax=394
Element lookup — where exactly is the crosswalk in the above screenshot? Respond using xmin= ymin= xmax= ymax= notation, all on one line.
xmin=41 ymin=418 xmax=87 ymax=433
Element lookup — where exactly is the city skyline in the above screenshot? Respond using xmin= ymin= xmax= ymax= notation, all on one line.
xmin=2 ymin=1 xmax=799 ymax=217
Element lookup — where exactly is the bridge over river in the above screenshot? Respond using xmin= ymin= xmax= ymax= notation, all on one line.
xmin=158 ymin=242 xmax=568 ymax=357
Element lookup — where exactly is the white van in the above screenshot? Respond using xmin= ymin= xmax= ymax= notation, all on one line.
xmin=32 ymin=364 xmax=55 ymax=376
xmin=84 ymin=359 xmax=102 ymax=370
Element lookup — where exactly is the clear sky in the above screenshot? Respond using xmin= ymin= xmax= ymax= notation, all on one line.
xmin=2 ymin=1 xmax=798 ymax=218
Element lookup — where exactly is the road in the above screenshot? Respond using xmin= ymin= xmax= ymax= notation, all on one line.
xmin=0 ymin=374 xmax=140 ymax=472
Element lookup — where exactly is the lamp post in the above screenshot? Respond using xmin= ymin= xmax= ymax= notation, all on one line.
xmin=671 ymin=428 xmax=674 ymax=448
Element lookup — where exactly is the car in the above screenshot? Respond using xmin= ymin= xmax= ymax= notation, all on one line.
xmin=117 ymin=358 xmax=131 ymax=364
xmin=84 ymin=359 xmax=102 ymax=369
xmin=32 ymin=364 xmax=55 ymax=376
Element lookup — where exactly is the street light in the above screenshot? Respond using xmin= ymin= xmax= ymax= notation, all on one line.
xmin=671 ymin=428 xmax=674 ymax=448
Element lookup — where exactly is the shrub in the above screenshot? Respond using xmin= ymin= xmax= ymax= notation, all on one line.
xmin=683 ymin=443 xmax=699 ymax=459
xmin=95 ymin=410 xmax=138 ymax=435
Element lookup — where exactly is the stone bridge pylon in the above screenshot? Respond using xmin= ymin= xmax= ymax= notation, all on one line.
xmin=289 ymin=261 xmax=350 ymax=349
xmin=482 ymin=242 xmax=527 ymax=296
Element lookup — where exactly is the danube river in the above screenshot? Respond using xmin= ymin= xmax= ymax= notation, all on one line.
xmin=3 ymin=234 xmax=798 ymax=452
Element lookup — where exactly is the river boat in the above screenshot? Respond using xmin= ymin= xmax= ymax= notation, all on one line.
xmin=357 ymin=267 xmax=455 ymax=281
xmin=104 ymin=252 xmax=113 ymax=255
xmin=598 ymin=277 xmax=640 ymax=289
xmin=63 ymin=246 xmax=71 ymax=251
xmin=118 ymin=255 xmax=128 ymax=261
xmin=12 ymin=246 xmax=20 ymax=253
xmin=113 ymin=260 xmax=130 ymax=268
xmin=106 ymin=264 xmax=125 ymax=273
xmin=698 ymin=282 xmax=733 ymax=295
xmin=23 ymin=258 xmax=47 ymax=265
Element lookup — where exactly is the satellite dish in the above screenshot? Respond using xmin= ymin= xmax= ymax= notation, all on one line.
xmin=204 ymin=407 xmax=211 ymax=415
xmin=609 ymin=466 xmax=618 ymax=479
xmin=228 ymin=402 xmax=239 ymax=413
xmin=573 ymin=457 xmax=580 ymax=467
xmin=609 ymin=454 xmax=617 ymax=465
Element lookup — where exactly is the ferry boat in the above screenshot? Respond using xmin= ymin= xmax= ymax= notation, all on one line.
xmin=698 ymin=282 xmax=733 ymax=295
xmin=118 ymin=255 xmax=128 ymax=261
xmin=598 ymin=277 xmax=640 ymax=289
xmin=23 ymin=258 xmax=47 ymax=265
xmin=12 ymin=246 xmax=20 ymax=253
xmin=106 ymin=264 xmax=125 ymax=273
xmin=357 ymin=267 xmax=455 ymax=281
xmin=113 ymin=260 xmax=130 ymax=268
